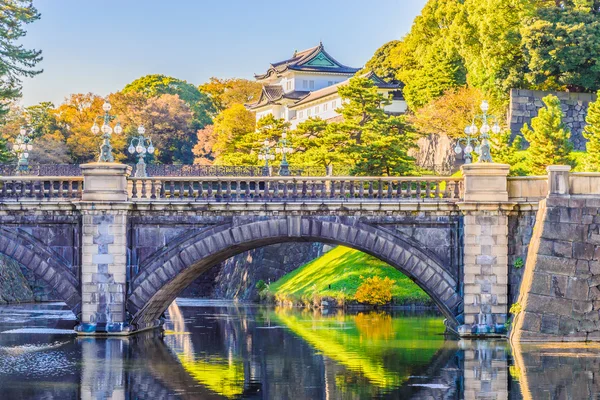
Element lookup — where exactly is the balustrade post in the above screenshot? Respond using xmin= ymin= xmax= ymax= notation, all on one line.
xmin=546 ymin=165 xmax=571 ymax=197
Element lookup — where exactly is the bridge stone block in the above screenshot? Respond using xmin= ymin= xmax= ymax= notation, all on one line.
xmin=76 ymin=202 xmax=131 ymax=335
xmin=459 ymin=164 xmax=512 ymax=336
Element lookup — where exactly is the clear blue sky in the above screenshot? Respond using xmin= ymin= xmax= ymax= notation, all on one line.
xmin=20 ymin=0 xmax=427 ymax=107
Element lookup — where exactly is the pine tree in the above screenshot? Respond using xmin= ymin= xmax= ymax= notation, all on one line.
xmin=583 ymin=92 xmax=600 ymax=171
xmin=336 ymin=76 xmax=390 ymax=144
xmin=351 ymin=117 xmax=417 ymax=176
xmin=521 ymin=94 xmax=573 ymax=175
xmin=0 ymin=1 xmax=43 ymax=116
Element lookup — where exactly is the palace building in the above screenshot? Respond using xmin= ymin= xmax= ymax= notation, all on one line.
xmin=246 ymin=43 xmax=406 ymax=128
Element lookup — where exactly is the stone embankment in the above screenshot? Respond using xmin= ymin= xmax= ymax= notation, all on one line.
xmin=512 ymin=195 xmax=600 ymax=341
xmin=0 ymin=254 xmax=34 ymax=304
xmin=182 ymin=242 xmax=328 ymax=300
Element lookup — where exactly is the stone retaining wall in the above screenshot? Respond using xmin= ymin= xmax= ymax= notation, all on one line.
xmin=182 ymin=242 xmax=329 ymax=300
xmin=509 ymin=89 xmax=596 ymax=150
xmin=508 ymin=210 xmax=537 ymax=305
xmin=511 ymin=196 xmax=600 ymax=341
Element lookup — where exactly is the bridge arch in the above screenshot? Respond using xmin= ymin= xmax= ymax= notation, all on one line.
xmin=0 ymin=226 xmax=81 ymax=316
xmin=128 ymin=217 xmax=462 ymax=330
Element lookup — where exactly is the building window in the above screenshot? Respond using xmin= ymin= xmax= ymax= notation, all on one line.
xmin=323 ymin=103 xmax=328 ymax=111
xmin=332 ymin=100 xmax=337 ymax=109
xmin=307 ymin=109 xmax=312 ymax=117
xmin=299 ymin=111 xmax=304 ymax=119
xmin=315 ymin=106 xmax=319 ymax=114
xmin=286 ymin=81 xmax=292 ymax=91
xmin=302 ymin=80 xmax=308 ymax=89
xmin=309 ymin=80 xmax=315 ymax=90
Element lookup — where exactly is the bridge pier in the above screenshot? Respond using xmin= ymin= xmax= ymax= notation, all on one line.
xmin=75 ymin=163 xmax=134 ymax=335
xmin=459 ymin=163 xmax=512 ymax=336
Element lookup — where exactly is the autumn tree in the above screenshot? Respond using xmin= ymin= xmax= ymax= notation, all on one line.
xmin=211 ymin=104 xmax=256 ymax=165
xmin=410 ymin=86 xmax=485 ymax=139
xmin=192 ymin=124 xmax=217 ymax=165
xmin=122 ymin=74 xmax=212 ymax=129
xmin=199 ymin=77 xmax=262 ymax=113
xmin=521 ymin=94 xmax=573 ymax=174
xmin=54 ymin=94 xmax=111 ymax=163
xmin=136 ymin=94 xmax=194 ymax=164
xmin=23 ymin=102 xmax=69 ymax=164
xmin=53 ymin=93 xmax=133 ymax=164
xmin=583 ymin=92 xmax=600 ymax=171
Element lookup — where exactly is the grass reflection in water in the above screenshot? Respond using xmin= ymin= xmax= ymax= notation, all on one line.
xmin=270 ymin=308 xmax=445 ymax=389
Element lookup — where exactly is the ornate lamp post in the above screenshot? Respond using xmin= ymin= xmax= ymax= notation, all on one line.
xmin=275 ymin=129 xmax=293 ymax=176
xmin=455 ymin=100 xmax=501 ymax=164
xmin=13 ymin=126 xmax=33 ymax=173
xmin=127 ymin=125 xmax=155 ymax=178
xmin=91 ymin=101 xmax=123 ymax=162
xmin=258 ymin=139 xmax=275 ymax=176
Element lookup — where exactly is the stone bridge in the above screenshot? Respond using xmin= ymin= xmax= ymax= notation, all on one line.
xmin=0 ymin=162 xmax=598 ymax=341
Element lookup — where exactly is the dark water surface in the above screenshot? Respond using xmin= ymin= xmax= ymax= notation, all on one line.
xmin=0 ymin=300 xmax=597 ymax=399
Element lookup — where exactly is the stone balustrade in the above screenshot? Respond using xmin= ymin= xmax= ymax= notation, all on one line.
xmin=508 ymin=176 xmax=548 ymax=202
xmin=127 ymin=176 xmax=464 ymax=201
xmin=569 ymin=172 xmax=600 ymax=195
xmin=0 ymin=176 xmax=83 ymax=200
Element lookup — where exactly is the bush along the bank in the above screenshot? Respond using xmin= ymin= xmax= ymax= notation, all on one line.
xmin=355 ymin=276 xmax=395 ymax=306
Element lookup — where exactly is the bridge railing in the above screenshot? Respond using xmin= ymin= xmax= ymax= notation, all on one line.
xmin=0 ymin=176 xmax=83 ymax=200
xmin=127 ymin=176 xmax=463 ymax=201
xmin=507 ymin=176 xmax=548 ymax=202
xmin=570 ymin=172 xmax=600 ymax=195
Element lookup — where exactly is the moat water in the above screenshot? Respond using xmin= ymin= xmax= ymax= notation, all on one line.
xmin=0 ymin=300 xmax=597 ymax=399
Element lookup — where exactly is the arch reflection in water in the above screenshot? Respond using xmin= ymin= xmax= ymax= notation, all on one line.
xmin=161 ymin=301 xmax=473 ymax=399
xmin=16 ymin=300 xmax=600 ymax=399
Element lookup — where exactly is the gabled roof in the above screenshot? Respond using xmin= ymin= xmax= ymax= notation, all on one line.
xmin=255 ymin=43 xmax=360 ymax=80
xmin=288 ymin=71 xmax=401 ymax=109
xmin=246 ymin=85 xmax=310 ymax=110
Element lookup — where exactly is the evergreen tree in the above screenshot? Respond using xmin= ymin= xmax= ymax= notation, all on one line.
xmin=351 ymin=116 xmax=417 ymax=176
xmin=289 ymin=118 xmax=352 ymax=169
xmin=521 ymin=94 xmax=573 ymax=174
xmin=583 ymin=92 xmax=600 ymax=171
xmin=336 ymin=76 xmax=390 ymax=144
xmin=0 ymin=0 xmax=42 ymax=117
xmin=522 ymin=2 xmax=600 ymax=92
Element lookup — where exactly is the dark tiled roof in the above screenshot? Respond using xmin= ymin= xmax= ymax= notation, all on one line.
xmin=263 ymin=85 xmax=284 ymax=101
xmin=255 ymin=43 xmax=360 ymax=80
xmin=246 ymin=86 xmax=310 ymax=110
xmin=289 ymin=71 xmax=401 ymax=108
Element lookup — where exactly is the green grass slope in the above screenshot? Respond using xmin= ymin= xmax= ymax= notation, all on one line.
xmin=268 ymin=246 xmax=432 ymax=305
